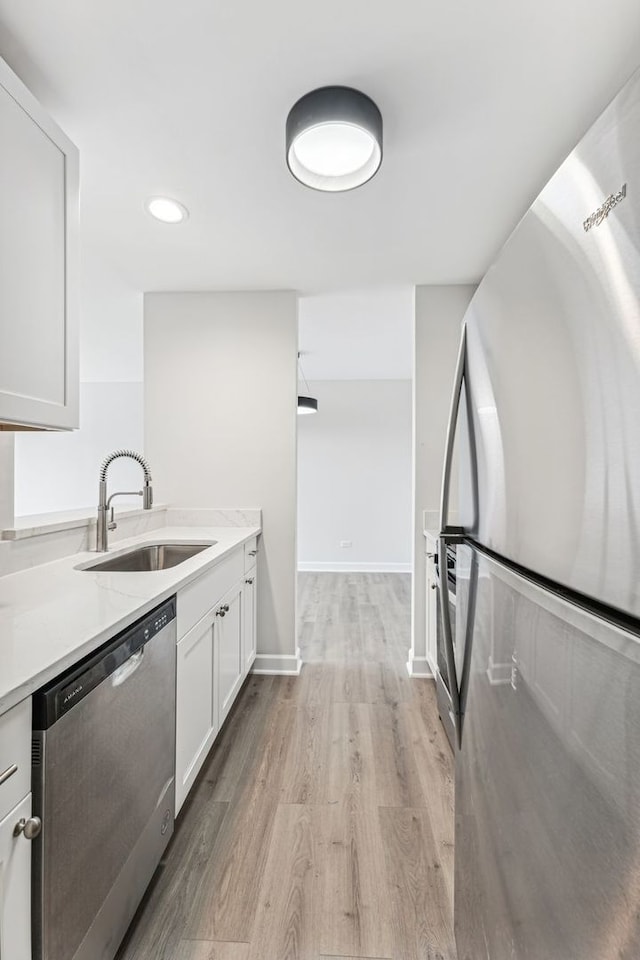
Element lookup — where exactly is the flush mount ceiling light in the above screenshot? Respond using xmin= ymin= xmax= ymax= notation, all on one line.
xmin=297 ymin=352 xmax=318 ymax=415
xmin=286 ymin=86 xmax=383 ymax=192
xmin=145 ymin=196 xmax=189 ymax=223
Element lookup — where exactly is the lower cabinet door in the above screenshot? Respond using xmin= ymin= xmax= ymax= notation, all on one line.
xmin=175 ymin=613 xmax=218 ymax=813
xmin=242 ymin=569 xmax=257 ymax=673
xmin=217 ymin=586 xmax=243 ymax=726
xmin=0 ymin=793 xmax=32 ymax=960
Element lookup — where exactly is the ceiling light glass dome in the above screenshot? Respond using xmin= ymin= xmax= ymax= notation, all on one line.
xmin=286 ymin=86 xmax=383 ymax=192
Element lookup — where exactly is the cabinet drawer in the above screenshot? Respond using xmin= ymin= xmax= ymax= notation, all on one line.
xmin=0 ymin=699 xmax=31 ymax=821
xmin=178 ymin=549 xmax=244 ymax=640
xmin=244 ymin=538 xmax=258 ymax=571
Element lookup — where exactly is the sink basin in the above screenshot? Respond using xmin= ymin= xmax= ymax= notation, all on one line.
xmin=80 ymin=542 xmax=216 ymax=572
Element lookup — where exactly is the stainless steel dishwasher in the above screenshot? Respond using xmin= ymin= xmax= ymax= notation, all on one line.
xmin=31 ymin=596 xmax=177 ymax=960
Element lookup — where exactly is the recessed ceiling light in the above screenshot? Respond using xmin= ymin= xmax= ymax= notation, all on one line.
xmin=145 ymin=196 xmax=189 ymax=223
xmin=286 ymin=86 xmax=383 ymax=192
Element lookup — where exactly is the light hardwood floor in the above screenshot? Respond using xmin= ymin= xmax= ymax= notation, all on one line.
xmin=116 ymin=572 xmax=456 ymax=960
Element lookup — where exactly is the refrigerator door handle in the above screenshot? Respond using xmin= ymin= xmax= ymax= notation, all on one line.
xmin=457 ymin=547 xmax=479 ymax=746
xmin=438 ymin=534 xmax=462 ymax=747
xmin=439 ymin=322 xmax=467 ymax=535
xmin=437 ymin=322 xmax=467 ymax=749
xmin=437 ymin=534 xmax=478 ymax=750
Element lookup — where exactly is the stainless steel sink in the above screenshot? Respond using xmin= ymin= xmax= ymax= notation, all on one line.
xmin=80 ymin=542 xmax=216 ymax=572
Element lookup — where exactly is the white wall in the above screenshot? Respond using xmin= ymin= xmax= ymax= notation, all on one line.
xmin=410 ymin=284 xmax=476 ymax=677
xmin=0 ymin=436 xmax=14 ymax=530
xmin=144 ymin=291 xmax=298 ymax=671
xmin=298 ymin=286 xmax=414 ymax=380
xmin=298 ymin=379 xmax=412 ymax=571
xmin=78 ymin=249 xmax=143 ymax=384
xmin=13 ymin=245 xmax=144 ymax=518
xmin=14 ymin=383 xmax=143 ymax=515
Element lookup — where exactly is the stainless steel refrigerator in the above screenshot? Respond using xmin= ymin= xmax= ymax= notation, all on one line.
xmin=439 ymin=66 xmax=640 ymax=960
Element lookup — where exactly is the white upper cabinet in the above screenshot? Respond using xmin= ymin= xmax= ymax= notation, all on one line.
xmin=0 ymin=56 xmax=78 ymax=431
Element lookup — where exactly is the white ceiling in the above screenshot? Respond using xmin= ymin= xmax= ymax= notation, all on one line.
xmin=1 ymin=1 xmax=640 ymax=294
xmin=299 ymin=287 xmax=414 ymax=380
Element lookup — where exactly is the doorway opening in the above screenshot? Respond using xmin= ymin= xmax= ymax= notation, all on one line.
xmin=296 ymin=286 xmax=414 ymax=672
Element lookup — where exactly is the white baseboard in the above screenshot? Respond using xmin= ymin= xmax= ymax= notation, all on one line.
xmin=406 ymin=655 xmax=434 ymax=679
xmin=487 ymin=657 xmax=512 ymax=686
xmin=252 ymin=647 xmax=303 ymax=676
xmin=298 ymin=561 xmax=412 ymax=573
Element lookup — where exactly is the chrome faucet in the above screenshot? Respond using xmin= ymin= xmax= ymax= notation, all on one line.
xmin=96 ymin=450 xmax=153 ymax=552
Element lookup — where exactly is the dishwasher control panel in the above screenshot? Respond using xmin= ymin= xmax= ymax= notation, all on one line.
xmin=153 ymin=609 xmax=170 ymax=632
xmin=33 ymin=596 xmax=176 ymax=729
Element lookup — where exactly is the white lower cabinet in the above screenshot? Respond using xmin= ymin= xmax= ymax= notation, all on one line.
xmin=175 ymin=609 xmax=219 ymax=813
xmin=0 ymin=793 xmax=32 ymax=959
xmin=217 ymin=584 xmax=243 ymax=727
xmin=175 ymin=543 xmax=259 ymax=814
xmin=242 ymin=568 xmax=257 ymax=673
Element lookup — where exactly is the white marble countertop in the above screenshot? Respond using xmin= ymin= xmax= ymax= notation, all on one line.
xmin=0 ymin=524 xmax=260 ymax=714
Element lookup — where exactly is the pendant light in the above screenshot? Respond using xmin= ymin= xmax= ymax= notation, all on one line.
xmin=297 ymin=353 xmax=318 ymax=415
xmin=298 ymin=395 xmax=318 ymax=415
xmin=286 ymin=86 xmax=383 ymax=192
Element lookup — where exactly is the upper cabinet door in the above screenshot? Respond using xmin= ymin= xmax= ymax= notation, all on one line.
xmin=0 ymin=57 xmax=78 ymax=431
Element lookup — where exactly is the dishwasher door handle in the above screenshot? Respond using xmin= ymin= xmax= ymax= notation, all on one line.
xmin=111 ymin=649 xmax=145 ymax=687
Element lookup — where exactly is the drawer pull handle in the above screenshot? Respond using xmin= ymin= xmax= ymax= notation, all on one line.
xmin=245 ymin=578 xmax=254 ymax=585
xmin=0 ymin=763 xmax=18 ymax=786
xmin=248 ymin=550 xmax=257 ymax=557
xmin=14 ymin=816 xmax=42 ymax=840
